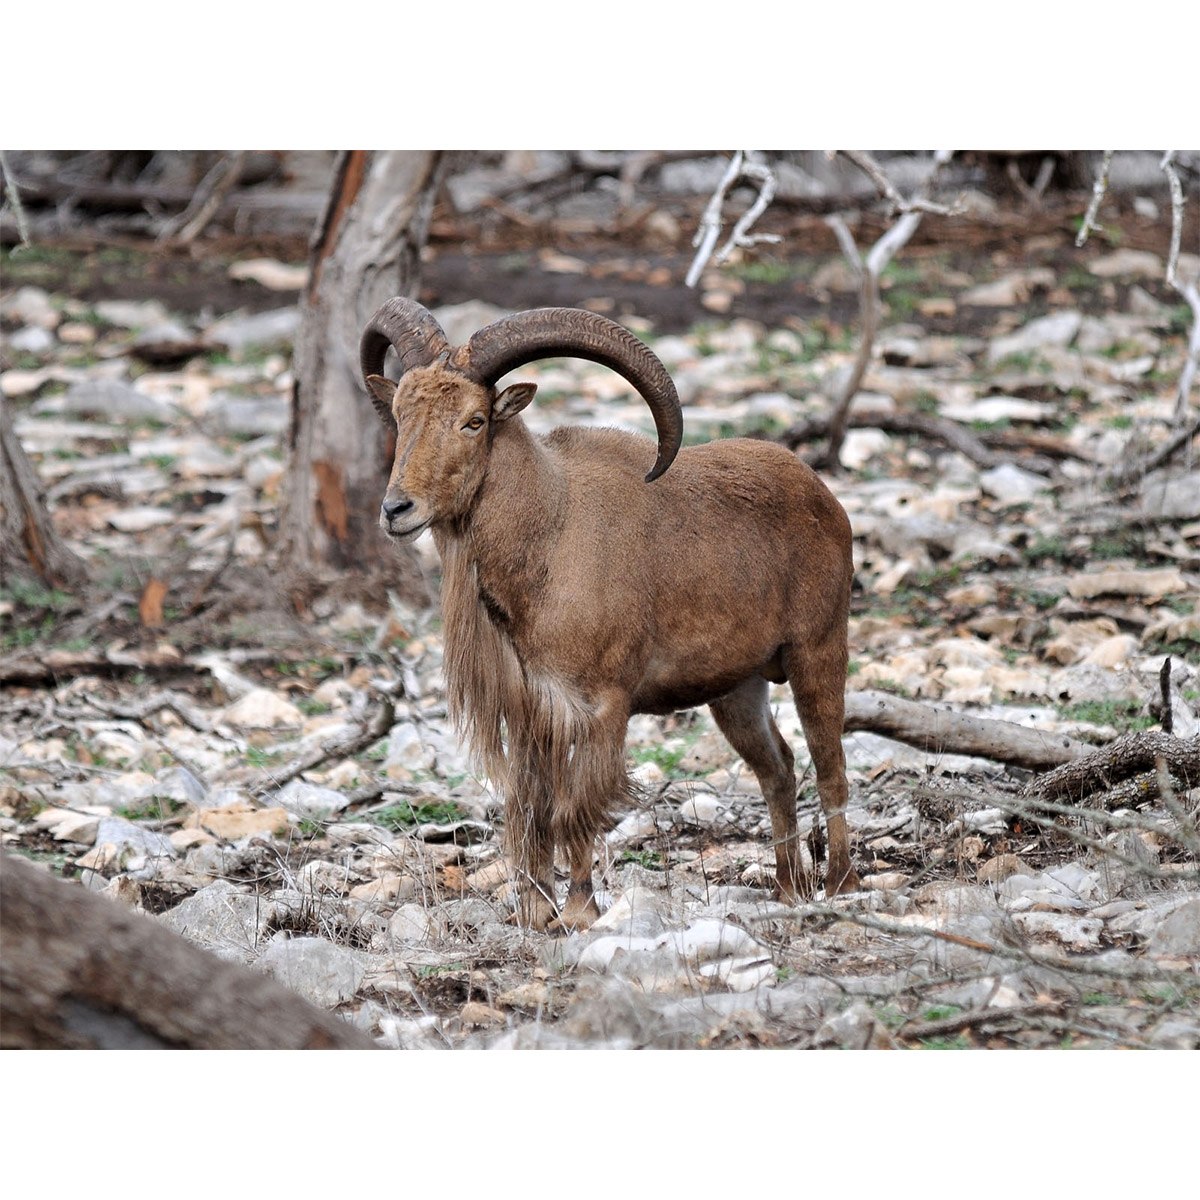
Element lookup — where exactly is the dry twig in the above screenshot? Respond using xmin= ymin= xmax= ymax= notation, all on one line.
xmin=1075 ymin=150 xmax=1115 ymax=248
xmin=0 ymin=149 xmax=32 ymax=246
xmin=685 ymin=152 xmax=781 ymax=288
xmin=813 ymin=150 xmax=954 ymax=470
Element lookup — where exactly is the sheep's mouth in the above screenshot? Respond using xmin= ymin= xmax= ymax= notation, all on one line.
xmin=383 ymin=517 xmax=432 ymax=542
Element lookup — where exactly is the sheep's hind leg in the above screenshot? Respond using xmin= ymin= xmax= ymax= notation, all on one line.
xmin=710 ymin=675 xmax=814 ymax=902
xmin=785 ymin=646 xmax=860 ymax=897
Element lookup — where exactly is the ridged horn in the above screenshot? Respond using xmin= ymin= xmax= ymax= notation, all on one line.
xmin=453 ymin=308 xmax=683 ymax=482
xmin=359 ymin=298 xmax=451 ymax=425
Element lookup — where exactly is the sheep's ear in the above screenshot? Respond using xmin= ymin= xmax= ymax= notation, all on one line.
xmin=493 ymin=382 xmax=537 ymax=421
xmin=365 ymin=374 xmax=397 ymax=422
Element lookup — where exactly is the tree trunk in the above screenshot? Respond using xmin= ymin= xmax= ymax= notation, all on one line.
xmin=279 ymin=150 xmax=448 ymax=588
xmin=0 ymin=854 xmax=376 ymax=1049
xmin=0 ymin=395 xmax=87 ymax=589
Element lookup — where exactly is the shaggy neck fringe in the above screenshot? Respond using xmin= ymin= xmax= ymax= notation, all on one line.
xmin=438 ymin=534 xmax=631 ymax=860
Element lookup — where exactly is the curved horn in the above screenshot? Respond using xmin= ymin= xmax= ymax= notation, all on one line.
xmin=359 ymin=297 xmax=451 ymax=425
xmin=454 ymin=308 xmax=683 ymax=482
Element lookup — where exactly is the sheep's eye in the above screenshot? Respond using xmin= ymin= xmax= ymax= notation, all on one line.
xmin=464 ymin=415 xmax=486 ymax=432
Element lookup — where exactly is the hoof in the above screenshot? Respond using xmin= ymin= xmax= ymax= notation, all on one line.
xmin=774 ymin=872 xmax=816 ymax=906
xmin=507 ymin=890 xmax=558 ymax=931
xmin=826 ymin=866 xmax=862 ymax=897
xmin=548 ymin=896 xmax=600 ymax=934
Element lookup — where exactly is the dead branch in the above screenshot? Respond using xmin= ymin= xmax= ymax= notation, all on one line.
xmin=1105 ymin=409 xmax=1200 ymax=487
xmin=1025 ymin=731 xmax=1200 ymax=802
xmin=685 ymin=152 xmax=781 ymax=288
xmin=241 ymin=698 xmax=395 ymax=796
xmin=898 ymin=1002 xmax=1061 ymax=1041
xmin=843 ymin=690 xmax=1092 ymax=769
xmin=0 ymin=149 xmax=32 ymax=246
xmin=761 ymin=900 xmax=1188 ymax=985
xmin=0 ymin=853 xmax=376 ymax=1049
xmin=1075 ymin=150 xmax=1115 ymax=248
xmin=0 ymin=644 xmax=187 ymax=686
xmin=776 ymin=406 xmax=1059 ymax=474
xmin=990 ymin=789 xmax=1200 ymax=881
xmin=813 ymin=151 xmax=954 ymax=471
xmin=840 ymin=150 xmax=961 ymax=217
xmin=157 ymin=151 xmax=248 ymax=246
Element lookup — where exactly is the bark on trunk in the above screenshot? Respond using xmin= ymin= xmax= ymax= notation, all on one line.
xmin=0 ymin=396 xmax=87 ymax=589
xmin=0 ymin=854 xmax=376 ymax=1049
xmin=279 ymin=150 xmax=447 ymax=584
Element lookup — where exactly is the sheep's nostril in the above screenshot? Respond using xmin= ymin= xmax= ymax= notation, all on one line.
xmin=381 ymin=497 xmax=414 ymax=521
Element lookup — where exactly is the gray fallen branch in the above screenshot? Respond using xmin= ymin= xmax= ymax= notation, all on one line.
xmin=780 ymin=901 xmax=1189 ymax=985
xmin=778 ymin=406 xmax=1058 ymax=474
xmin=242 ymin=698 xmax=395 ymax=796
xmin=0 ymin=645 xmax=188 ymax=686
xmin=0 ymin=853 xmax=377 ymax=1049
xmin=843 ymin=690 xmax=1092 ymax=769
xmin=898 ymin=1002 xmax=1062 ymax=1041
xmin=991 ymin=790 xmax=1200 ymax=883
xmin=1023 ymin=732 xmax=1200 ymax=802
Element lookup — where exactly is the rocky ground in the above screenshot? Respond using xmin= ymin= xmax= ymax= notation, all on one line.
xmin=2 ymin=193 xmax=1199 ymax=1049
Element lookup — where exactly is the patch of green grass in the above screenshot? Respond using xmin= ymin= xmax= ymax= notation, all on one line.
xmin=969 ymin=417 xmax=1012 ymax=433
xmin=994 ymin=351 xmax=1041 ymax=373
xmin=729 ymin=258 xmax=802 ymax=286
xmin=876 ymin=1005 xmax=906 ymax=1029
xmin=295 ymin=698 xmax=331 ymax=717
xmin=370 ymin=800 xmax=467 ymax=831
xmin=630 ymin=743 xmax=707 ymax=779
xmin=912 ymin=391 xmax=941 ymax=415
xmin=1081 ymin=992 xmax=1118 ymax=1007
xmin=1062 ymin=266 xmax=1101 ymax=290
xmin=1149 ymin=638 xmax=1200 ymax=661
xmin=1091 ymin=531 xmax=1143 ymax=559
xmin=873 ymin=678 xmax=913 ymax=699
xmin=1028 ymin=590 xmax=1061 ymax=611
xmin=1059 ymin=699 xmax=1154 ymax=732
xmin=244 ymin=746 xmax=285 ymax=769
xmin=1168 ymin=305 xmax=1194 ymax=337
xmin=1 ymin=580 xmax=77 ymax=613
xmin=297 ymin=817 xmax=324 ymax=837
xmin=884 ymin=289 xmax=920 ymax=320
xmin=617 ymin=849 xmax=663 ymax=870
xmin=921 ymin=1004 xmax=964 ymax=1022
xmin=919 ymin=1035 xmax=971 ymax=1050
xmin=1103 ymin=414 xmax=1134 ymax=430
xmin=415 ymin=961 xmax=470 ymax=977
xmin=115 ymin=796 xmax=186 ymax=822
xmin=882 ymin=262 xmax=924 ymax=288
xmin=1023 ymin=535 xmax=1072 ymax=565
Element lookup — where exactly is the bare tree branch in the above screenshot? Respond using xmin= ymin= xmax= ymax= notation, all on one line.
xmin=841 ymin=150 xmax=962 ymax=217
xmin=685 ymin=152 xmax=781 ymax=288
xmin=1076 ymin=150 xmax=1115 ymax=248
xmin=157 ymin=151 xmax=248 ymax=246
xmin=813 ymin=150 xmax=954 ymax=470
xmin=0 ymin=149 xmax=32 ymax=246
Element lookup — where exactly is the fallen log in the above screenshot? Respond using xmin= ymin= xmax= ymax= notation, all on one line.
xmin=843 ymin=689 xmax=1092 ymax=769
xmin=0 ymin=854 xmax=376 ymax=1049
xmin=1023 ymin=731 xmax=1200 ymax=802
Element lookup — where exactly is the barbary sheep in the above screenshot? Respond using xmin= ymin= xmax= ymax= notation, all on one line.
xmin=361 ymin=298 xmax=860 ymax=930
